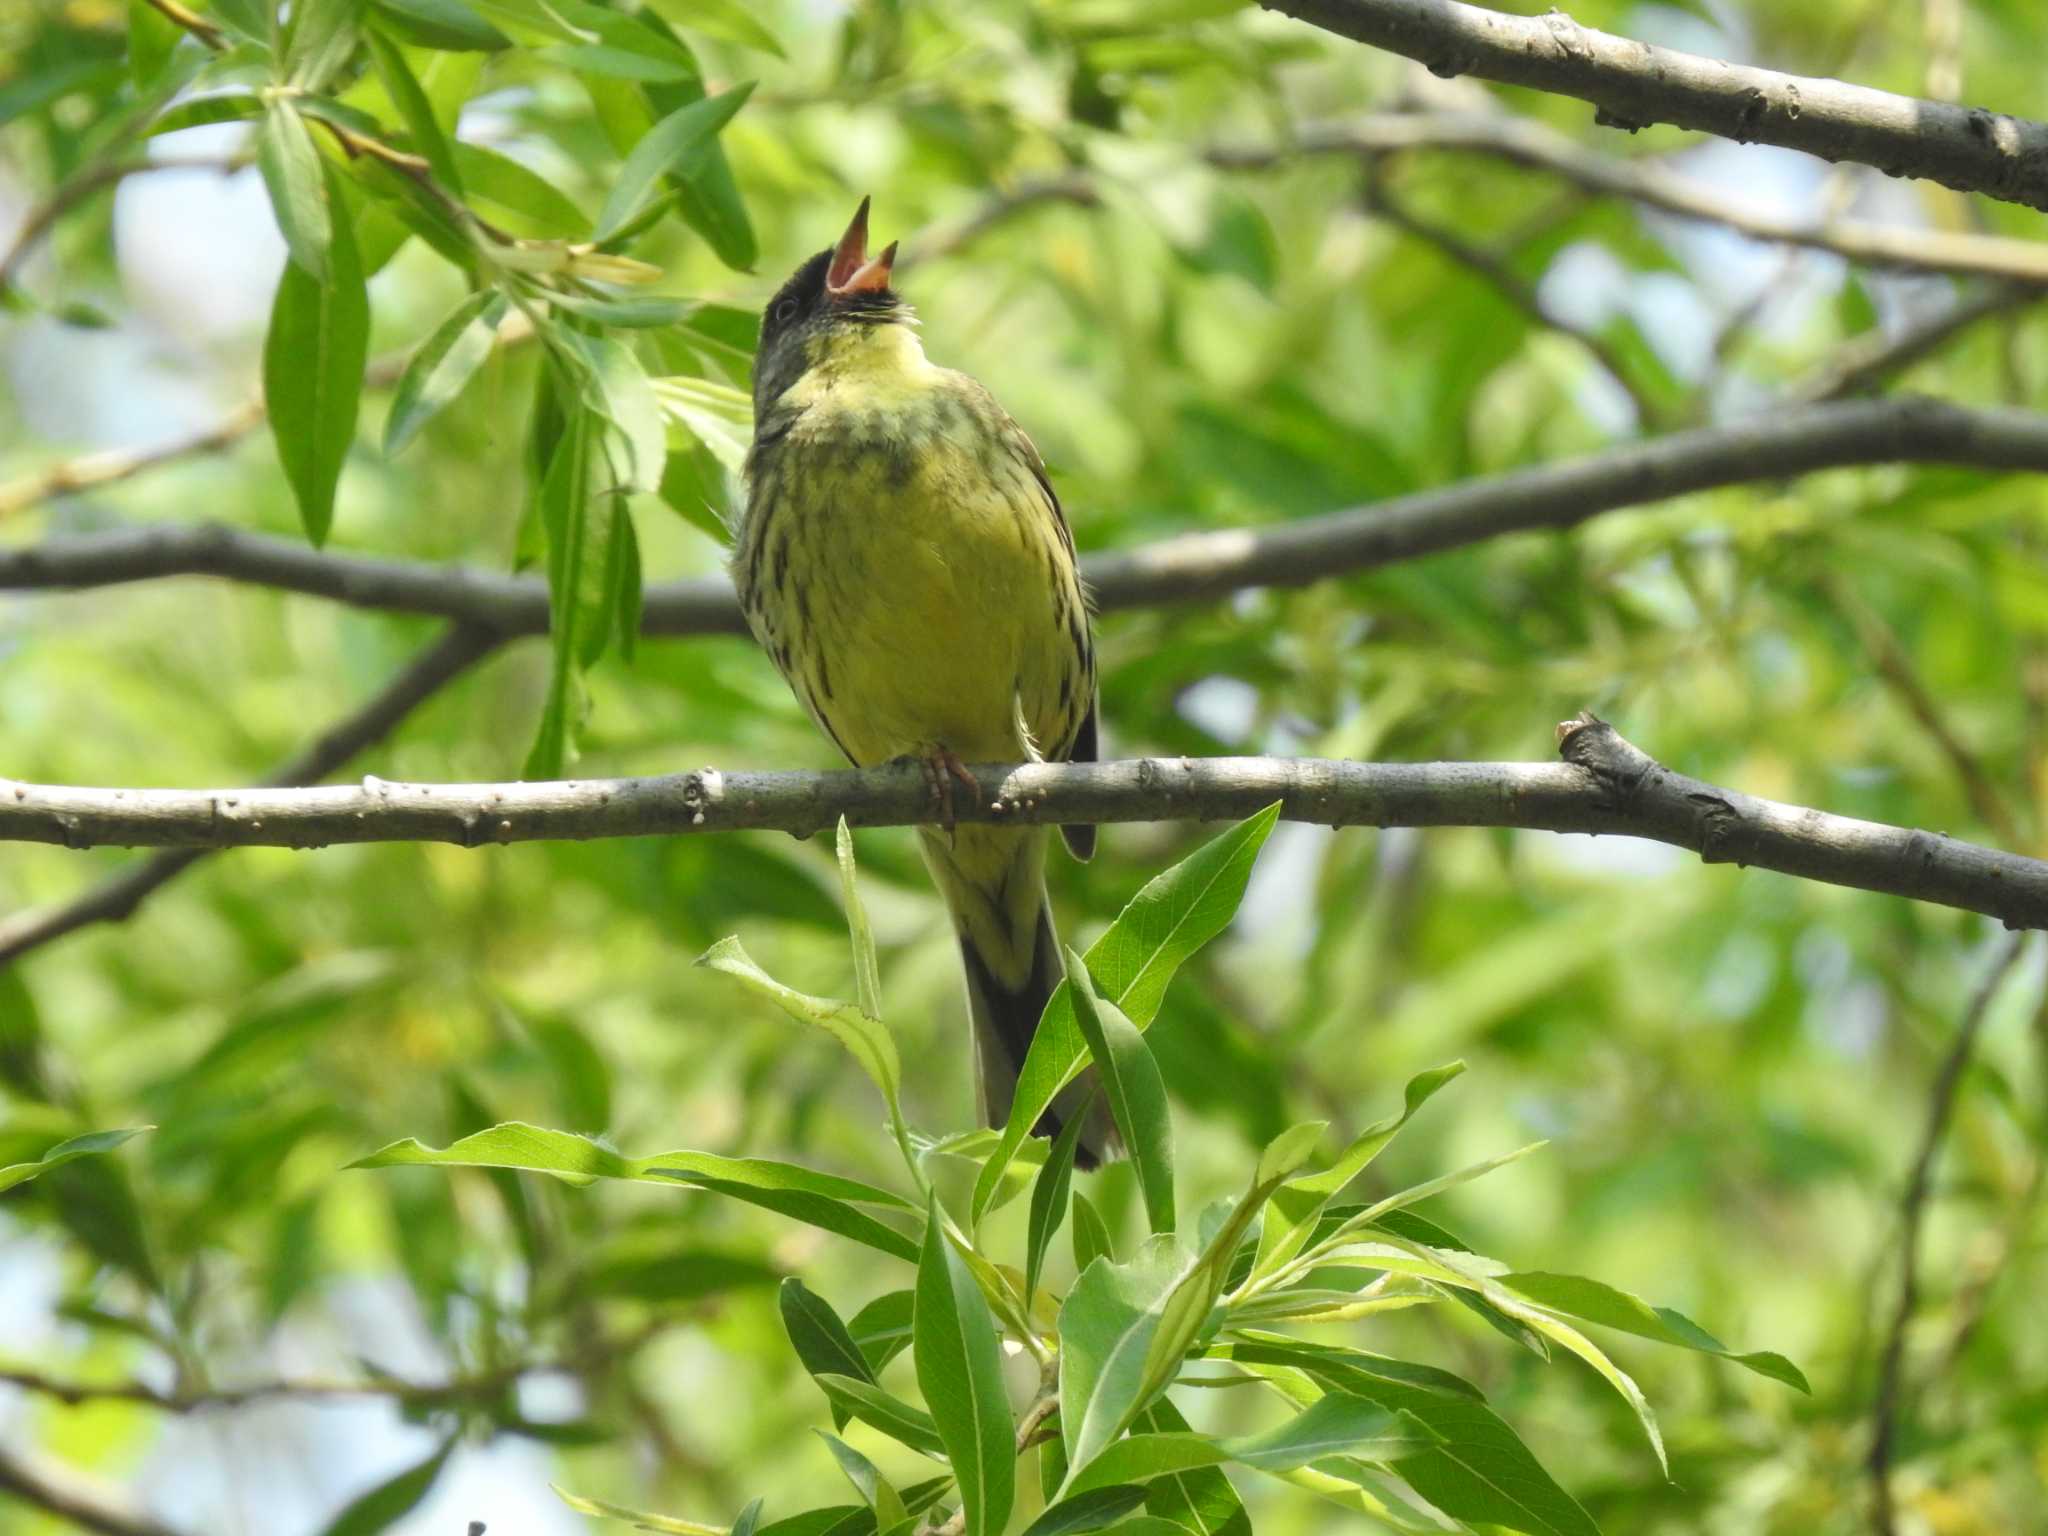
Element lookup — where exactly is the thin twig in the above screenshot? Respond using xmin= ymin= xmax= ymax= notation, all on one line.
xmin=140 ymin=0 xmax=222 ymax=50
xmin=0 ymin=624 xmax=502 ymax=967
xmin=1826 ymin=574 xmax=2023 ymax=846
xmin=1867 ymin=933 xmax=2030 ymax=1536
xmin=1260 ymin=0 xmax=2048 ymax=212
xmin=0 ymin=157 xmax=246 ymax=299
xmin=11 ymin=397 xmax=2048 ymax=630
xmin=2 ymin=717 xmax=2046 ymax=930
xmin=1796 ymin=286 xmax=2039 ymax=403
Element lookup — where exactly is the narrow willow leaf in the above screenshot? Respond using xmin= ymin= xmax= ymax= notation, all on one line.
xmin=595 ymin=82 xmax=755 ymax=244
xmin=1064 ymin=1433 xmax=1227 ymax=1496
xmin=643 ymin=0 xmax=783 ymax=55
xmin=554 ymin=1486 xmax=721 ymax=1535
xmin=257 ymin=101 xmax=332 ymax=283
xmin=1222 ymin=1395 xmax=1433 ymax=1473
xmin=0 ymin=1128 xmax=151 ymax=1194
xmin=819 ymin=1432 xmax=910 ymax=1533
xmin=1321 ymin=1139 xmax=1548 ymax=1245
xmin=813 ymin=1375 xmax=947 ymax=1459
xmin=1499 ymin=1271 xmax=1810 ymax=1393
xmin=150 ymin=91 xmax=263 ymax=137
xmin=264 ymin=179 xmax=367 ymax=546
xmin=731 ymin=1498 xmax=764 ymax=1536
xmin=525 ymin=403 xmax=593 ymax=776
xmin=541 ymin=291 xmax=698 ymax=328
xmin=975 ymin=806 xmax=1281 ymax=1224
xmin=654 ymin=374 xmax=752 ymax=474
xmin=1067 ymin=951 xmax=1174 ymax=1234
xmin=364 ymin=28 xmax=463 ymax=194
xmin=286 ymin=0 xmax=366 ymax=91
xmin=1222 ymin=1334 xmax=1488 ymax=1403
xmin=383 ymin=288 xmax=504 ymax=454
xmin=1059 ymin=1234 xmax=1193 ymax=1475
xmin=452 ymin=141 xmax=588 ymax=234
xmin=349 ymin=1121 xmax=901 ymax=1198
xmin=1024 ymin=1096 xmax=1091 ymax=1303
xmin=1130 ymin=1397 xmax=1250 ymax=1536
xmin=1071 ymin=1191 xmax=1112 ymax=1274
xmin=649 ymin=1172 xmax=919 ymax=1263
xmin=696 ymin=936 xmax=907 ymax=1143
xmin=318 ymin=1440 xmax=453 ymax=1536
xmin=1016 ymin=1484 xmax=1147 ymax=1536
xmin=781 ymin=1278 xmax=875 ymax=1430
xmin=915 ymin=1194 xmax=1015 ymax=1536
xmin=849 ymin=1289 xmax=914 ymax=1374
xmin=834 ymin=820 xmax=884 ymax=1024
xmin=370 ymin=0 xmax=509 ymax=50
xmin=576 ymin=333 xmax=667 ymax=494
xmin=1252 ymin=1062 xmax=1464 ymax=1282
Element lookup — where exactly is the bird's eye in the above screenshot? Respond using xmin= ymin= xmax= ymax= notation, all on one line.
xmin=774 ymin=298 xmax=800 ymax=324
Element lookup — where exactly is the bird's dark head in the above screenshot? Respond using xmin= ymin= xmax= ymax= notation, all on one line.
xmin=753 ymin=197 xmax=911 ymax=411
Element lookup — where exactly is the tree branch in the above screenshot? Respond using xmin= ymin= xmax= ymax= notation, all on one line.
xmin=0 ymin=1446 xmax=186 ymax=1536
xmin=0 ymin=624 xmax=501 ymax=967
xmin=1867 ymin=933 xmax=2030 ymax=1536
xmin=1215 ymin=115 xmax=2048 ymax=288
xmin=1 ymin=718 xmax=2043 ymax=930
xmin=9 ymin=396 xmax=2048 ymax=632
xmin=1795 ymin=286 xmax=2038 ymax=403
xmin=1259 ymin=0 xmax=2048 ymax=212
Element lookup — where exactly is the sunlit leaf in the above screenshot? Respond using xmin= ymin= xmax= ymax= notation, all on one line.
xmin=915 ymin=1192 xmax=1015 ymax=1536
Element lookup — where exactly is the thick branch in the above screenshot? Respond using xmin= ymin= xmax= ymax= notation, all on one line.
xmin=9 ymin=396 xmax=2048 ymax=631
xmin=1260 ymin=0 xmax=2048 ymax=212
xmin=0 ymin=624 xmax=501 ymax=966
xmin=0 ymin=1447 xmax=185 ymax=1536
xmin=1 ymin=719 xmax=2042 ymax=930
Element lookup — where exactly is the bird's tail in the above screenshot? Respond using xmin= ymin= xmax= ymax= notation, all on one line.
xmin=920 ymin=824 xmax=1111 ymax=1170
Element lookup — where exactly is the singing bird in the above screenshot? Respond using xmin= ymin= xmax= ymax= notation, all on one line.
xmin=738 ymin=199 xmax=1108 ymax=1165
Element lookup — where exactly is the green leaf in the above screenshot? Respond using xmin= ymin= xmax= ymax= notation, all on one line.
xmin=525 ymin=402 xmax=593 ymax=776
xmin=1067 ymin=950 xmax=1174 ymax=1234
xmin=834 ymin=820 xmax=884 ymax=1024
xmin=849 ymin=1289 xmax=915 ymax=1374
xmin=654 ymin=374 xmax=752 ymax=475
xmin=915 ymin=1193 xmax=1016 ymax=1536
xmin=1071 ymin=1191 xmax=1112 ymax=1273
xmin=1024 ymin=1093 xmax=1092 ymax=1303
xmin=0 ymin=1128 xmax=151 ymax=1193
xmin=594 ymin=82 xmax=755 ymax=244
xmin=451 ymin=141 xmax=588 ymax=235
xmin=555 ymin=1487 xmax=722 ymax=1535
xmin=382 ymin=288 xmax=505 ymax=455
xmin=974 ymin=806 xmax=1281 ymax=1224
xmin=1318 ymin=1140 xmax=1548 ymax=1249
xmin=1130 ymin=1398 xmax=1250 ymax=1536
xmin=1332 ymin=1377 xmax=1597 ymax=1536
xmin=1065 ymin=1433 xmax=1227 ymax=1496
xmin=731 ymin=1499 xmax=764 ymax=1536
xmin=1252 ymin=1062 xmax=1465 ymax=1282
xmin=818 ymin=1432 xmax=910 ymax=1534
xmin=576 ymin=333 xmax=667 ymax=494
xmin=540 ymin=291 xmax=699 ymax=328
xmin=1059 ymin=1234 xmax=1192 ymax=1475
xmin=371 ymin=0 xmax=509 ymax=49
xmin=1498 ymin=1271 xmax=1810 ymax=1393
xmin=316 ymin=1440 xmax=453 ymax=1536
xmin=1222 ymin=1335 xmax=1487 ymax=1404
xmin=1223 ymin=1395 xmax=1432 ymax=1473
xmin=643 ymin=0 xmax=783 ymax=55
xmin=257 ymin=101 xmax=332 ymax=282
xmin=1017 ymin=1485 xmax=1148 ymax=1536
xmin=813 ymin=1375 xmax=948 ymax=1460
xmin=264 ymin=175 xmax=367 ymax=546
xmin=207 ymin=0 xmax=273 ymax=43
xmin=364 ymin=28 xmax=463 ymax=194
xmin=781 ymin=1278 xmax=875 ymax=1429
xmin=150 ymin=91 xmax=264 ymax=137
xmin=128 ymin=0 xmax=182 ymax=86
xmin=696 ymin=935 xmax=906 ymax=1145
xmin=286 ymin=0 xmax=365 ymax=91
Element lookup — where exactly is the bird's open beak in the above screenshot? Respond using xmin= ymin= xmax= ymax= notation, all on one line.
xmin=825 ymin=196 xmax=898 ymax=298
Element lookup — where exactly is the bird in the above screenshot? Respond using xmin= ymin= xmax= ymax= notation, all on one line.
xmin=736 ymin=198 xmax=1108 ymax=1166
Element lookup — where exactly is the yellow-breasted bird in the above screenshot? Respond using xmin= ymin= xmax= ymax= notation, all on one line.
xmin=738 ymin=199 xmax=1108 ymax=1165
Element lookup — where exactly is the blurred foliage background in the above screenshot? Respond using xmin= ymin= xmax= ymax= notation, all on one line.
xmin=3 ymin=0 xmax=2047 ymax=1532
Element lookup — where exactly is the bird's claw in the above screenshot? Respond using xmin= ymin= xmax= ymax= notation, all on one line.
xmin=917 ymin=747 xmax=981 ymax=840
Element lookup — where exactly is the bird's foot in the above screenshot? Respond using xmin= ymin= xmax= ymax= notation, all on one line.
xmin=916 ymin=746 xmax=981 ymax=839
